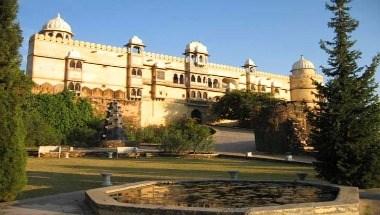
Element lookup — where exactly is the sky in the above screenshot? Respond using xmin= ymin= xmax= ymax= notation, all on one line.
xmin=18 ymin=0 xmax=380 ymax=84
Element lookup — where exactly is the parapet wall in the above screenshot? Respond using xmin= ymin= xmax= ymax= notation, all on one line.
xmin=32 ymin=34 xmax=127 ymax=54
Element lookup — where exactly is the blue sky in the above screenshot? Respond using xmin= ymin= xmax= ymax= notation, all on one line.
xmin=19 ymin=0 xmax=380 ymax=84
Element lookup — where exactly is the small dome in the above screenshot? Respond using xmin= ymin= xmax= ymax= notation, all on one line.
xmin=244 ymin=58 xmax=256 ymax=67
xmin=129 ymin=35 xmax=144 ymax=46
xmin=292 ymin=55 xmax=315 ymax=71
xmin=42 ymin=13 xmax=72 ymax=34
xmin=67 ymin=50 xmax=81 ymax=59
xmin=185 ymin=41 xmax=208 ymax=54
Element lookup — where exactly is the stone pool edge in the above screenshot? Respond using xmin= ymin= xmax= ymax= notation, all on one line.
xmin=85 ymin=180 xmax=359 ymax=215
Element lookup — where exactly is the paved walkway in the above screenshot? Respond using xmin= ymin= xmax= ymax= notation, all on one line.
xmin=212 ymin=126 xmax=315 ymax=164
xmin=0 ymin=191 xmax=91 ymax=215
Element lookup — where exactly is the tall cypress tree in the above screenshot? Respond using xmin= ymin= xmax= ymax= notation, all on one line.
xmin=310 ymin=0 xmax=380 ymax=188
xmin=0 ymin=0 xmax=32 ymax=201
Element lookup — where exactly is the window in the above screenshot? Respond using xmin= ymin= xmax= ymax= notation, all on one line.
xmin=74 ymin=83 xmax=81 ymax=91
xmin=191 ymin=75 xmax=195 ymax=82
xmin=137 ymin=69 xmax=142 ymax=76
xmin=199 ymin=55 xmax=203 ymax=63
xmin=179 ymin=75 xmax=184 ymax=84
xmin=213 ymin=79 xmax=219 ymax=88
xmin=157 ymin=71 xmax=165 ymax=80
xmin=131 ymin=89 xmax=136 ymax=96
xmin=261 ymin=86 xmax=266 ymax=92
xmin=208 ymin=78 xmax=212 ymax=88
xmin=132 ymin=69 xmax=137 ymax=76
xmin=69 ymin=60 xmax=76 ymax=68
xmin=133 ymin=46 xmax=141 ymax=54
xmin=173 ymin=74 xmax=178 ymax=84
xmin=191 ymin=91 xmax=196 ymax=98
xmin=197 ymin=76 xmax=201 ymax=83
xmin=191 ymin=55 xmax=195 ymax=62
xmin=76 ymin=61 xmax=82 ymax=69
xmin=137 ymin=89 xmax=142 ymax=96
xmin=197 ymin=91 xmax=202 ymax=98
xmin=56 ymin=33 xmax=63 ymax=39
xmin=48 ymin=32 xmax=53 ymax=37
xmin=203 ymin=77 xmax=206 ymax=83
xmin=203 ymin=92 xmax=208 ymax=99
xmin=68 ymin=82 xmax=74 ymax=91
xmin=65 ymin=35 xmax=69 ymax=39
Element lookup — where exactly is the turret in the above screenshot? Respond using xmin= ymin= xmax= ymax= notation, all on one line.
xmin=125 ymin=36 xmax=145 ymax=100
xmin=243 ymin=58 xmax=257 ymax=91
xmin=290 ymin=55 xmax=322 ymax=107
xmin=39 ymin=13 xmax=73 ymax=40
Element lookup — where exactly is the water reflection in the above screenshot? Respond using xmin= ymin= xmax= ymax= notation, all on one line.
xmin=114 ymin=181 xmax=337 ymax=208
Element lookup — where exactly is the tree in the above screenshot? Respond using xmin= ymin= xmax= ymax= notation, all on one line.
xmin=212 ymin=90 xmax=283 ymax=128
xmin=0 ymin=0 xmax=32 ymax=201
xmin=310 ymin=0 xmax=380 ymax=188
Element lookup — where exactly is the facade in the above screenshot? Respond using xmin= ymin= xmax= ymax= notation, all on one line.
xmin=27 ymin=14 xmax=323 ymax=127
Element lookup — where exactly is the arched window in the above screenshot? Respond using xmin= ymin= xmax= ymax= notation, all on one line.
xmin=74 ymin=83 xmax=81 ymax=91
xmin=65 ymin=35 xmax=69 ymax=39
xmin=191 ymin=75 xmax=195 ymax=82
xmin=203 ymin=92 xmax=208 ymax=99
xmin=197 ymin=76 xmax=201 ymax=83
xmin=179 ymin=75 xmax=184 ymax=84
xmin=203 ymin=77 xmax=206 ymax=83
xmin=173 ymin=74 xmax=178 ymax=84
xmin=208 ymin=78 xmax=212 ymax=88
xmin=197 ymin=91 xmax=202 ymax=98
xmin=76 ymin=61 xmax=82 ymax=69
xmin=132 ymin=69 xmax=137 ymax=76
xmin=213 ymin=79 xmax=219 ymax=88
xmin=48 ymin=32 xmax=53 ymax=37
xmin=137 ymin=89 xmax=142 ymax=96
xmin=56 ymin=33 xmax=63 ymax=39
xmin=199 ymin=55 xmax=203 ymax=63
xmin=191 ymin=91 xmax=196 ymax=98
xmin=68 ymin=82 xmax=74 ymax=91
xmin=131 ymin=89 xmax=136 ymax=96
xmin=137 ymin=69 xmax=142 ymax=76
xmin=133 ymin=46 xmax=141 ymax=54
xmin=191 ymin=55 xmax=196 ymax=62
xmin=69 ymin=60 xmax=76 ymax=68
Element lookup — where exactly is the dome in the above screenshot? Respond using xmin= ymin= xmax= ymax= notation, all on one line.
xmin=244 ymin=58 xmax=256 ymax=67
xmin=67 ymin=50 xmax=81 ymax=59
xmin=185 ymin=41 xmax=208 ymax=54
xmin=291 ymin=55 xmax=315 ymax=71
xmin=129 ymin=35 xmax=144 ymax=46
xmin=42 ymin=13 xmax=72 ymax=34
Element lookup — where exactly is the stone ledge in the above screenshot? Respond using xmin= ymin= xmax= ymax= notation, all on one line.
xmin=85 ymin=180 xmax=359 ymax=215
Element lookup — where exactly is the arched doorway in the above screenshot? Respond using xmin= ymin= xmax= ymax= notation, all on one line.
xmin=191 ymin=109 xmax=202 ymax=123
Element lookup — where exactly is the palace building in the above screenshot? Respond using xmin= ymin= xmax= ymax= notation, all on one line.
xmin=26 ymin=14 xmax=323 ymax=127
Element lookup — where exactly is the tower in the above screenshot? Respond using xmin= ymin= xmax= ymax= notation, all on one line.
xmin=290 ymin=55 xmax=322 ymax=107
xmin=243 ymin=58 xmax=257 ymax=91
xmin=126 ymin=36 xmax=145 ymax=100
xmin=184 ymin=41 xmax=209 ymax=99
xmin=39 ymin=13 xmax=73 ymax=40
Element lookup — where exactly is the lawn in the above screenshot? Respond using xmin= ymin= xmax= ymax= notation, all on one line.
xmin=20 ymin=157 xmax=316 ymax=199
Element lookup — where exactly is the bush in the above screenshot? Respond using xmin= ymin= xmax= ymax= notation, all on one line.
xmin=160 ymin=118 xmax=214 ymax=154
xmin=25 ymin=91 xmax=102 ymax=147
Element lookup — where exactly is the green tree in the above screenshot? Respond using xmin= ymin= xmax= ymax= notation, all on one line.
xmin=310 ymin=0 xmax=380 ymax=188
xmin=212 ymin=90 xmax=283 ymax=128
xmin=0 ymin=0 xmax=32 ymax=201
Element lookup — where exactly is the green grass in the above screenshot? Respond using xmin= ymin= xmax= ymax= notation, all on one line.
xmin=20 ymin=157 xmax=317 ymax=199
